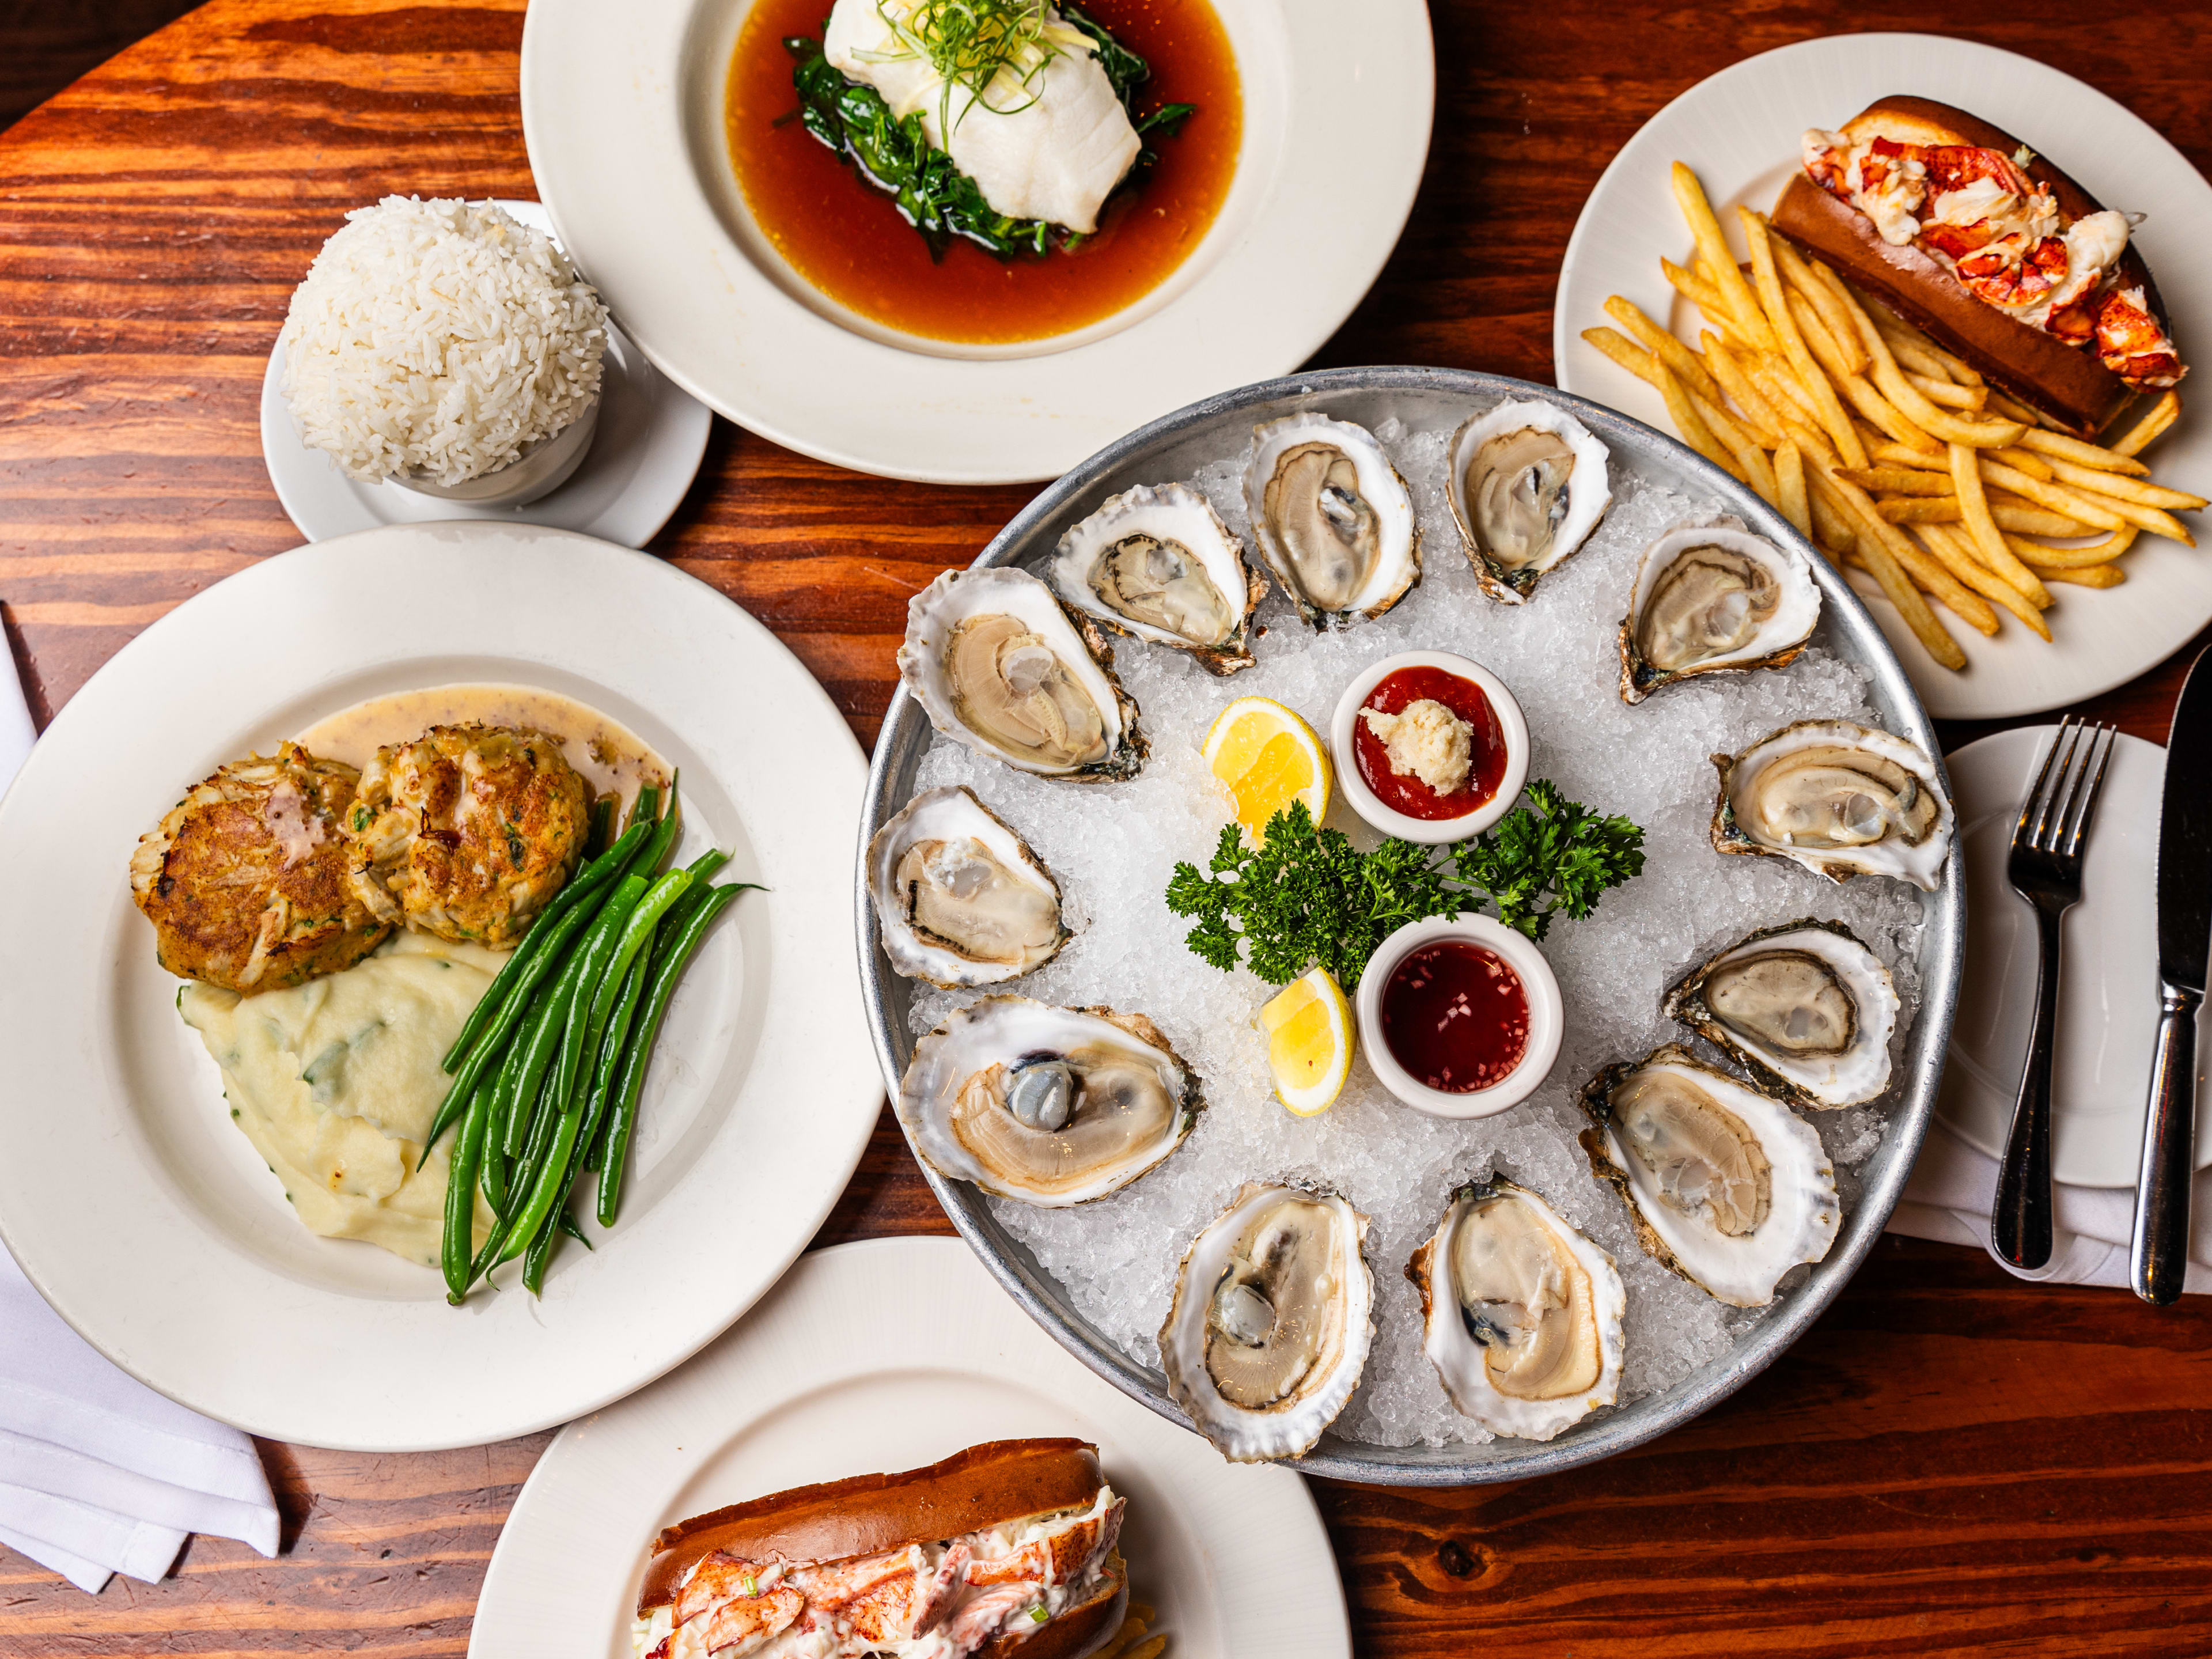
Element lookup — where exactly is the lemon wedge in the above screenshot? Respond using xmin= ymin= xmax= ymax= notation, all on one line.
xmin=1258 ymin=967 xmax=1355 ymax=1116
xmin=1202 ymin=696 xmax=1331 ymax=844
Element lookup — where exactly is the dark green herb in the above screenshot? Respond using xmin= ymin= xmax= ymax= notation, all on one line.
xmin=1164 ymin=784 xmax=1646 ymax=990
xmin=785 ymin=3 xmax=1197 ymax=262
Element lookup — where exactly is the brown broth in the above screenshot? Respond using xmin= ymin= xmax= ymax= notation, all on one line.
xmin=725 ymin=0 xmax=1241 ymax=345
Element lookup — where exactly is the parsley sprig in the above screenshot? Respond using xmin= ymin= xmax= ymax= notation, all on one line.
xmin=1164 ymin=781 xmax=1645 ymax=991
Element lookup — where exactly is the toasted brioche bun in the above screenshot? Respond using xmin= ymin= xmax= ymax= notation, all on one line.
xmin=639 ymin=1439 xmax=1107 ymax=1613
xmin=1771 ymin=94 xmax=2169 ymax=435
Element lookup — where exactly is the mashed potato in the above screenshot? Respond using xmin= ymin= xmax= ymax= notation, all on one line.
xmin=180 ymin=930 xmax=503 ymax=1267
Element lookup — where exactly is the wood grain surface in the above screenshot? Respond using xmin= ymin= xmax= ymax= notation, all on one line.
xmin=0 ymin=1 xmax=2209 ymax=1654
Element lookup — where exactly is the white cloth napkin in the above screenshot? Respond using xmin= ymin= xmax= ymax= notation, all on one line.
xmin=0 ymin=650 xmax=279 ymax=1593
xmin=1888 ymin=1117 xmax=2212 ymax=1293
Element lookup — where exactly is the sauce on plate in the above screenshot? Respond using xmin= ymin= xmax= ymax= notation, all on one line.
xmin=724 ymin=0 xmax=1242 ymax=345
xmin=1379 ymin=940 xmax=1531 ymax=1094
xmin=296 ymin=683 xmax=669 ymax=820
xmin=1353 ymin=665 xmax=1509 ymax=821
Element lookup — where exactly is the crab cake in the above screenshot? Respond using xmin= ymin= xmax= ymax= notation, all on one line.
xmin=130 ymin=743 xmax=391 ymax=993
xmin=344 ymin=724 xmax=590 ymax=946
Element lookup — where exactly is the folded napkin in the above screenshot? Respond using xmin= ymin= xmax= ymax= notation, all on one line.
xmin=1888 ymin=1117 xmax=2212 ymax=1293
xmin=0 ymin=647 xmax=279 ymax=1593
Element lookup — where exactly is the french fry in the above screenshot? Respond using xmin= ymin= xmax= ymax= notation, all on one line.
xmin=1840 ymin=467 xmax=1953 ymax=497
xmin=1865 ymin=302 xmax=1984 ymax=385
xmin=1988 ymin=498 xmax=2096 ymax=536
xmin=1828 ymin=359 xmax=1942 ymax=453
xmin=2112 ymin=389 xmax=2181 ymax=458
xmin=2037 ymin=457 xmax=2207 ymax=511
xmin=1988 ymin=446 xmax=2056 ymax=482
xmin=1653 ymin=361 xmax=1745 ymax=481
xmin=1124 ymin=1639 xmax=1168 ymax=1659
xmin=2002 ymin=526 xmax=2136 ymax=568
xmin=2014 ymin=427 xmax=2152 ymax=475
xmin=1868 ymin=440 xmax=1949 ymax=471
xmin=1980 ymin=459 xmax=2130 ymax=531
xmin=1606 ymin=295 xmax=1725 ymax=407
xmin=1773 ymin=241 xmax=1868 ymax=374
xmin=1673 ymin=163 xmax=1775 ymax=350
xmin=1809 ymin=488 xmax=1858 ymax=554
xmin=1920 ymin=522 xmax=2051 ymax=635
xmin=1660 ymin=255 xmax=1732 ymax=328
xmin=1843 ymin=533 xmax=1998 ymax=635
xmin=1775 ymin=438 xmax=1812 ymax=540
xmin=1743 ymin=211 xmax=1866 ymax=466
xmin=1877 ymin=497 xmax=1963 ymax=523
xmin=1904 ymin=372 xmax=1986 ymax=411
xmin=1580 ymin=325 xmax=1657 ymax=383
xmin=1823 ymin=275 xmax=2027 ymax=446
xmin=1803 ymin=448 xmax=1969 ymax=663
xmin=1749 ymin=355 xmax=1824 ymax=430
xmin=1952 ymin=441 xmax=2051 ymax=607
xmin=2036 ymin=561 xmax=2127 ymax=588
xmin=1703 ymin=337 xmax=1787 ymax=445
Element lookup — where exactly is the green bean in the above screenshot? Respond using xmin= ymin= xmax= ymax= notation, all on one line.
xmin=598 ymin=884 xmax=745 ymax=1226
xmin=549 ymin=874 xmax=649 ymax=1116
xmin=585 ymin=870 xmax=691 ymax=1041
xmin=582 ymin=943 xmax=654 ymax=1174
xmin=480 ymin=1036 xmax=521 ymax=1216
xmin=585 ymin=796 xmax=613 ymax=860
xmin=441 ymin=1070 xmax=494 ymax=1301
xmin=522 ymin=1202 xmax=559 ymax=1294
xmin=558 ymin=1209 xmax=594 ymax=1249
xmin=501 ymin=1097 xmax=584 ymax=1266
xmin=438 ymin=818 xmax=646 ymax=1073
xmin=630 ymin=782 xmax=661 ymax=832
xmin=684 ymin=848 xmax=731 ymax=886
xmin=500 ymin=948 xmax=585 ymax=1160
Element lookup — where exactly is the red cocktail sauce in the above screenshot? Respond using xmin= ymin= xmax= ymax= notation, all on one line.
xmin=1378 ymin=941 xmax=1530 ymax=1094
xmin=1353 ymin=666 xmax=1508 ymax=820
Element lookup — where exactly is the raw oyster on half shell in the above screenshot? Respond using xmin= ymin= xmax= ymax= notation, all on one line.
xmin=898 ymin=567 xmax=1145 ymax=781
xmin=896 ymin=996 xmax=1199 ymax=1206
xmin=1578 ymin=1044 xmax=1839 ymax=1308
xmin=1662 ymin=919 xmax=1899 ymax=1108
xmin=1447 ymin=399 xmax=1612 ymax=603
xmin=1160 ymin=1181 xmax=1373 ymax=1462
xmin=1048 ymin=483 xmax=1264 ymax=674
xmin=1406 ymin=1177 xmax=1626 ymax=1442
xmin=1241 ymin=413 xmax=1419 ymax=629
xmin=866 ymin=785 xmax=1067 ymax=988
xmin=1619 ymin=519 xmax=1820 ymax=703
xmin=1711 ymin=719 xmax=1952 ymax=890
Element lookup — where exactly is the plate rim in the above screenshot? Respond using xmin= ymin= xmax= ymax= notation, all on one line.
xmin=1550 ymin=29 xmax=2212 ymax=721
xmin=516 ymin=0 xmax=1436 ymax=486
xmin=855 ymin=362 xmax=1967 ymax=1485
xmin=468 ymin=1233 xmax=1352 ymax=1659
xmin=0 ymin=521 xmax=881 ymax=1451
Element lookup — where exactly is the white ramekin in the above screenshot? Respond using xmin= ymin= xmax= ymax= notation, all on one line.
xmin=391 ymin=393 xmax=601 ymax=507
xmin=1355 ymin=914 xmax=1563 ymax=1120
xmin=1330 ymin=650 xmax=1529 ymax=844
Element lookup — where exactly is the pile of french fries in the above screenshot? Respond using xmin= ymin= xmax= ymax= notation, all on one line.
xmin=1582 ymin=162 xmax=2201 ymax=671
xmin=1094 ymin=1601 xmax=1166 ymax=1659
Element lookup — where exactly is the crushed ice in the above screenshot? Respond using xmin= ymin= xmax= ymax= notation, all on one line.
xmin=900 ymin=414 xmax=1927 ymax=1449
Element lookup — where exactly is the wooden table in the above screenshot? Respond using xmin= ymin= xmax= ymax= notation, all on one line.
xmin=2 ymin=2 xmax=2209 ymax=1653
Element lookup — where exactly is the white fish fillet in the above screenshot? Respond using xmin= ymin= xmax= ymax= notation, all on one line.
xmin=824 ymin=0 xmax=1142 ymax=234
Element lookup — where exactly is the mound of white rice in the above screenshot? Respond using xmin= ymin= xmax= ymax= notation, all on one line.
xmin=278 ymin=196 xmax=609 ymax=487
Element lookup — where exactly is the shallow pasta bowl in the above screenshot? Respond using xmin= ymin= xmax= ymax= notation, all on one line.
xmin=856 ymin=365 xmax=1965 ymax=1484
xmin=518 ymin=0 xmax=1434 ymax=485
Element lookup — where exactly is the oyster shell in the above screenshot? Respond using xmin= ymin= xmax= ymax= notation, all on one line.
xmin=1711 ymin=719 xmax=1952 ymax=890
xmin=898 ymin=567 xmax=1145 ymax=781
xmin=1662 ymin=919 xmax=1899 ymax=1108
xmin=1160 ymin=1181 xmax=1373 ymax=1462
xmin=1447 ymin=399 xmax=1612 ymax=603
xmin=1578 ymin=1044 xmax=1839 ymax=1308
xmin=866 ymin=785 xmax=1068 ymax=988
xmin=1048 ymin=483 xmax=1264 ymax=674
xmin=1618 ymin=519 xmax=1820 ymax=703
xmin=1406 ymin=1177 xmax=1625 ymax=1442
xmin=896 ymin=996 xmax=1198 ymax=1206
xmin=1241 ymin=413 xmax=1419 ymax=628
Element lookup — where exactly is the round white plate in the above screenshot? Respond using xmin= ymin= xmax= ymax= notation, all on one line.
xmin=1553 ymin=33 xmax=2212 ymax=721
xmin=0 ymin=523 xmax=880 ymax=1451
xmin=470 ymin=1236 xmax=1349 ymax=1659
xmin=1938 ymin=725 xmax=2212 ymax=1187
xmin=262 ymin=200 xmax=713 ymax=548
xmin=517 ymin=0 xmax=1434 ymax=485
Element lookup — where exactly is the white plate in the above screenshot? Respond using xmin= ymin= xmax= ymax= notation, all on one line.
xmin=262 ymin=201 xmax=713 ymax=548
xmin=470 ymin=1236 xmax=1349 ymax=1659
xmin=1553 ymin=33 xmax=2212 ymax=721
xmin=0 ymin=523 xmax=881 ymax=1450
xmin=517 ymin=0 xmax=1433 ymax=485
xmin=1938 ymin=725 xmax=2212 ymax=1187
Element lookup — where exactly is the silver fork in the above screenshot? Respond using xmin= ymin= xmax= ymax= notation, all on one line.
xmin=1993 ymin=717 xmax=2118 ymax=1270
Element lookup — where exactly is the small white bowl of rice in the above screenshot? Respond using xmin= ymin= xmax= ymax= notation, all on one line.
xmin=278 ymin=196 xmax=609 ymax=509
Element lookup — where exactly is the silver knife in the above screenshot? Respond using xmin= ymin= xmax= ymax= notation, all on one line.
xmin=2133 ymin=643 xmax=2212 ymax=1304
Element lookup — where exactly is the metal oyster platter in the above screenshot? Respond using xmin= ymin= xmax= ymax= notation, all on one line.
xmin=857 ymin=366 xmax=1964 ymax=1484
